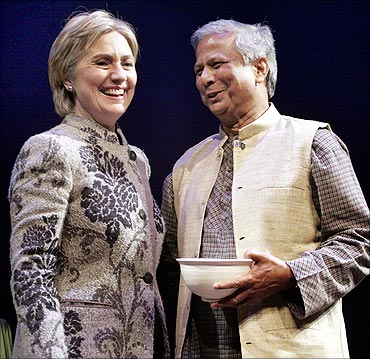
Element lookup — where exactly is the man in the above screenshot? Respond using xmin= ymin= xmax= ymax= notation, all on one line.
xmin=159 ymin=19 xmax=369 ymax=358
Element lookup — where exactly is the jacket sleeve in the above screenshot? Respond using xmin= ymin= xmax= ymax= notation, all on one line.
xmin=285 ymin=129 xmax=370 ymax=319
xmin=9 ymin=134 xmax=71 ymax=357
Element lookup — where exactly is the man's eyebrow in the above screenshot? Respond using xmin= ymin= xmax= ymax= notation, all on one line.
xmin=194 ymin=63 xmax=202 ymax=72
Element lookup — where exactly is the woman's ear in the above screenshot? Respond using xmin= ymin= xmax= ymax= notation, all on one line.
xmin=64 ymin=81 xmax=73 ymax=92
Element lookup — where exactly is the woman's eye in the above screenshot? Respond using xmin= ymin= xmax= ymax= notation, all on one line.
xmin=96 ymin=60 xmax=109 ymax=67
xmin=122 ymin=61 xmax=134 ymax=68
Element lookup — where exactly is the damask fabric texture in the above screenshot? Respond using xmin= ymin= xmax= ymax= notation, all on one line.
xmin=9 ymin=114 xmax=169 ymax=358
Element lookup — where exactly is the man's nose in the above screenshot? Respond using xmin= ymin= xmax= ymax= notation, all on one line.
xmin=198 ymin=69 xmax=215 ymax=87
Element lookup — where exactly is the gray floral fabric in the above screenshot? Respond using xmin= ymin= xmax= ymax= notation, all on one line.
xmin=9 ymin=114 xmax=169 ymax=358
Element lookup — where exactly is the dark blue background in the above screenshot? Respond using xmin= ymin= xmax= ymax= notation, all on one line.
xmin=1 ymin=1 xmax=369 ymax=357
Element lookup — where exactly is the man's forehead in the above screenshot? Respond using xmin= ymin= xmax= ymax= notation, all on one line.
xmin=195 ymin=32 xmax=238 ymax=62
xmin=198 ymin=31 xmax=236 ymax=47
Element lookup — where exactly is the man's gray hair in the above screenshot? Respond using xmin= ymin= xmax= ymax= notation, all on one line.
xmin=191 ymin=19 xmax=277 ymax=98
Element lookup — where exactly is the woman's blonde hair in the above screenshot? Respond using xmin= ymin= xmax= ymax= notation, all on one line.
xmin=48 ymin=9 xmax=139 ymax=118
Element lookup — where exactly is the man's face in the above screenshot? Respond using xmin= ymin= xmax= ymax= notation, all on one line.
xmin=194 ymin=32 xmax=258 ymax=124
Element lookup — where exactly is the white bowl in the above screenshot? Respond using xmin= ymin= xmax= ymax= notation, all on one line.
xmin=176 ymin=258 xmax=253 ymax=302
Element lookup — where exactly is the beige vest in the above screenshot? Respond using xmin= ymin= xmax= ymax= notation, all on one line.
xmin=172 ymin=105 xmax=349 ymax=358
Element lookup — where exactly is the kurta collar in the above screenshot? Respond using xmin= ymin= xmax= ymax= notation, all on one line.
xmin=218 ymin=103 xmax=280 ymax=142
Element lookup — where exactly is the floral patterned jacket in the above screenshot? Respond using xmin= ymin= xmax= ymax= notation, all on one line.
xmin=9 ymin=114 xmax=169 ymax=358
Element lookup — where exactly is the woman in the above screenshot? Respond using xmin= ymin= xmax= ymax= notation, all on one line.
xmin=9 ymin=9 xmax=169 ymax=358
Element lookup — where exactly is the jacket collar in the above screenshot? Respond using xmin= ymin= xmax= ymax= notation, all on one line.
xmin=62 ymin=113 xmax=127 ymax=146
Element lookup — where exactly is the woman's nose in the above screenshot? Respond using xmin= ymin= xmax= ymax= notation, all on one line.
xmin=111 ymin=64 xmax=127 ymax=83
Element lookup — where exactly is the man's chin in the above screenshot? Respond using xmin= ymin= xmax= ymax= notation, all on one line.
xmin=208 ymin=105 xmax=226 ymax=118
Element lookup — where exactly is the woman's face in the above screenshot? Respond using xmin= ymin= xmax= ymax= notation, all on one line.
xmin=67 ymin=31 xmax=137 ymax=130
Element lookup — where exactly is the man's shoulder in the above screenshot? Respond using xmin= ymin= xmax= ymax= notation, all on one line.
xmin=174 ymin=133 xmax=221 ymax=167
xmin=279 ymin=114 xmax=329 ymax=130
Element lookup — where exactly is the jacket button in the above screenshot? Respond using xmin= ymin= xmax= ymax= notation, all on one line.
xmin=139 ymin=209 xmax=146 ymax=220
xmin=129 ymin=150 xmax=137 ymax=161
xmin=142 ymin=272 xmax=153 ymax=284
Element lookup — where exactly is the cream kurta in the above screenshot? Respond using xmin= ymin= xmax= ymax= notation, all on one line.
xmin=9 ymin=114 xmax=169 ymax=358
xmin=172 ymin=104 xmax=349 ymax=358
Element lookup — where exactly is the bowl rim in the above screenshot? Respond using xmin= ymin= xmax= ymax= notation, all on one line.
xmin=176 ymin=258 xmax=253 ymax=266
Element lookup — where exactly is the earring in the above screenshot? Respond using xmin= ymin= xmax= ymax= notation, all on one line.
xmin=67 ymin=86 xmax=73 ymax=92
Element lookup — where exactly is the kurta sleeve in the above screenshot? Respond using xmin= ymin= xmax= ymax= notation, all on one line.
xmin=9 ymin=134 xmax=72 ymax=357
xmin=158 ymin=173 xmax=180 ymax=289
xmin=285 ymin=129 xmax=370 ymax=319
xmin=156 ymin=173 xmax=180 ymax=353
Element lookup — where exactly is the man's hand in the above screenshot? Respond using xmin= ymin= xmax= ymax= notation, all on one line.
xmin=210 ymin=250 xmax=296 ymax=308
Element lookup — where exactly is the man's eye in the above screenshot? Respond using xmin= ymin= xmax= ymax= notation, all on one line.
xmin=195 ymin=68 xmax=203 ymax=76
xmin=212 ymin=62 xmax=224 ymax=68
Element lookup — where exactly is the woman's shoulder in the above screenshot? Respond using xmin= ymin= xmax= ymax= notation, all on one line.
xmin=27 ymin=118 xmax=92 ymax=146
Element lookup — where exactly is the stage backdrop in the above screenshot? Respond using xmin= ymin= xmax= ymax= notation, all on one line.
xmin=1 ymin=1 xmax=368 ymax=357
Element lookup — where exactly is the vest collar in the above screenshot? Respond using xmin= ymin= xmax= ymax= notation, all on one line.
xmin=218 ymin=103 xmax=280 ymax=142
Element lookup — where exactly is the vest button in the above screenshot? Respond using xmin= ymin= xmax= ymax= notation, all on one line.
xmin=142 ymin=272 xmax=153 ymax=284
xmin=129 ymin=150 xmax=137 ymax=161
